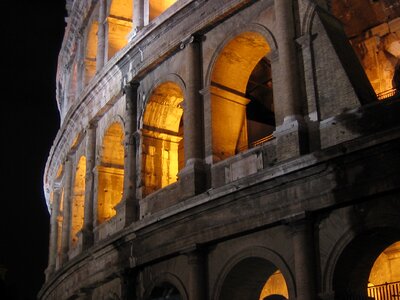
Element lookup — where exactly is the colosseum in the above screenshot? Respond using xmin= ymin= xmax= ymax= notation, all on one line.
xmin=39 ymin=0 xmax=400 ymax=299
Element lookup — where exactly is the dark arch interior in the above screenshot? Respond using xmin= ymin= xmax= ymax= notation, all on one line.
xmin=148 ymin=282 xmax=182 ymax=300
xmin=333 ymin=228 xmax=400 ymax=298
xmin=245 ymin=57 xmax=275 ymax=147
xmin=219 ymin=257 xmax=278 ymax=300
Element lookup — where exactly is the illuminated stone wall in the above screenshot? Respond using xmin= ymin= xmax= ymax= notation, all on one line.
xmin=41 ymin=1 xmax=400 ymax=299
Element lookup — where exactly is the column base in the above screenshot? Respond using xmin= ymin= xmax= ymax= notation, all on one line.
xmin=274 ymin=115 xmax=309 ymax=162
xmin=178 ymin=159 xmax=208 ymax=199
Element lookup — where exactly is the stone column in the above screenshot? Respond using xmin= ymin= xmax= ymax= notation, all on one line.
xmin=97 ymin=0 xmax=107 ymax=71
xmin=181 ymin=247 xmax=206 ymax=300
xmin=273 ymin=0 xmax=308 ymax=161
xmin=289 ymin=214 xmax=317 ymax=300
xmin=82 ymin=123 xmax=96 ymax=249
xmin=60 ymin=157 xmax=73 ymax=265
xmin=143 ymin=0 xmax=150 ymax=26
xmin=296 ymin=33 xmax=321 ymax=152
xmin=46 ymin=185 xmax=61 ymax=278
xmin=178 ymin=35 xmax=207 ymax=197
xmin=274 ymin=0 xmax=302 ymax=121
xmin=122 ymin=82 xmax=140 ymax=225
xmin=134 ymin=0 xmax=145 ymax=29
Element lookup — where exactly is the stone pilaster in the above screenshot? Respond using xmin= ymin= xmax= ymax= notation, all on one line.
xmin=122 ymin=82 xmax=140 ymax=225
xmin=46 ymin=185 xmax=61 ymax=279
xmin=183 ymin=247 xmax=206 ymax=300
xmin=178 ymin=35 xmax=207 ymax=198
xmin=296 ymin=33 xmax=321 ymax=152
xmin=285 ymin=212 xmax=317 ymax=300
xmin=134 ymin=0 xmax=145 ymax=30
xmin=273 ymin=0 xmax=308 ymax=161
xmin=60 ymin=157 xmax=73 ymax=265
xmin=96 ymin=0 xmax=107 ymax=71
xmin=82 ymin=123 xmax=96 ymax=249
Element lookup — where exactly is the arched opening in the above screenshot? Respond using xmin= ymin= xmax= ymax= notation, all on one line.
xmin=331 ymin=0 xmax=400 ymax=100
xmin=56 ymin=189 xmax=64 ymax=269
xmin=368 ymin=241 xmax=400 ymax=299
xmin=219 ymin=257 xmax=289 ymax=300
xmin=85 ymin=20 xmax=98 ymax=86
xmin=107 ymin=0 xmax=133 ymax=60
xmin=210 ymin=32 xmax=274 ymax=162
xmin=333 ymin=228 xmax=400 ymax=299
xmin=71 ymin=156 xmax=86 ymax=247
xmin=147 ymin=282 xmax=182 ymax=300
xmin=259 ymin=270 xmax=289 ymax=300
xmin=142 ymin=82 xmax=184 ymax=197
xmin=149 ymin=0 xmax=177 ymax=22
xmin=97 ymin=122 xmax=125 ymax=224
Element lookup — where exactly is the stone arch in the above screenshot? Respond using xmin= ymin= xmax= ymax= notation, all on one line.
xmin=144 ymin=272 xmax=188 ymax=300
xmin=205 ymin=23 xmax=277 ymax=87
xmin=106 ymin=0 xmax=133 ymax=60
xmin=97 ymin=120 xmax=125 ymax=224
xmin=213 ymin=246 xmax=295 ymax=300
xmin=84 ymin=17 xmax=98 ymax=85
xmin=140 ymin=73 xmax=186 ymax=129
xmin=71 ymin=155 xmax=86 ymax=247
xmin=206 ymin=28 xmax=277 ymax=162
xmin=323 ymin=212 xmax=400 ymax=298
xmin=141 ymin=79 xmax=185 ymax=197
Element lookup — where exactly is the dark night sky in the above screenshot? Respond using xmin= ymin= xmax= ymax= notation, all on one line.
xmin=1 ymin=2 xmax=66 ymax=299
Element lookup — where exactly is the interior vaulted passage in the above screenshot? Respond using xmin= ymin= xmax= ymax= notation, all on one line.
xmin=142 ymin=81 xmax=184 ymax=197
xmin=71 ymin=156 xmax=86 ymax=247
xmin=97 ymin=122 xmax=125 ymax=224
xmin=211 ymin=31 xmax=275 ymax=162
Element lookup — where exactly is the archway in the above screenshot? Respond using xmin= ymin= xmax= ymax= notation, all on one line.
xmin=331 ymin=0 xmax=400 ymax=99
xmin=85 ymin=20 xmax=98 ymax=85
xmin=142 ymin=81 xmax=184 ymax=197
xmin=71 ymin=156 xmax=86 ymax=247
xmin=147 ymin=282 xmax=183 ymax=300
xmin=107 ymin=0 xmax=133 ymax=60
xmin=332 ymin=228 xmax=400 ymax=299
xmin=210 ymin=31 xmax=275 ymax=162
xmin=218 ymin=257 xmax=290 ymax=300
xmin=368 ymin=241 xmax=400 ymax=299
xmin=97 ymin=122 xmax=125 ymax=224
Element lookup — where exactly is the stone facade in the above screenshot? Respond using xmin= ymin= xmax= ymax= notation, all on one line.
xmin=40 ymin=0 xmax=400 ymax=299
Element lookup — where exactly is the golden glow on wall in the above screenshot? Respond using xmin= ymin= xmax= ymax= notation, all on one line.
xmin=259 ymin=270 xmax=289 ymax=300
xmin=369 ymin=241 xmax=400 ymax=286
xmin=149 ymin=0 xmax=177 ymax=21
xmin=142 ymin=82 xmax=184 ymax=196
xmin=107 ymin=0 xmax=133 ymax=60
xmin=85 ymin=21 xmax=98 ymax=85
xmin=332 ymin=1 xmax=400 ymax=97
xmin=211 ymin=32 xmax=273 ymax=161
xmin=71 ymin=156 xmax=86 ymax=247
xmin=56 ymin=190 xmax=64 ymax=269
xmin=97 ymin=123 xmax=125 ymax=224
